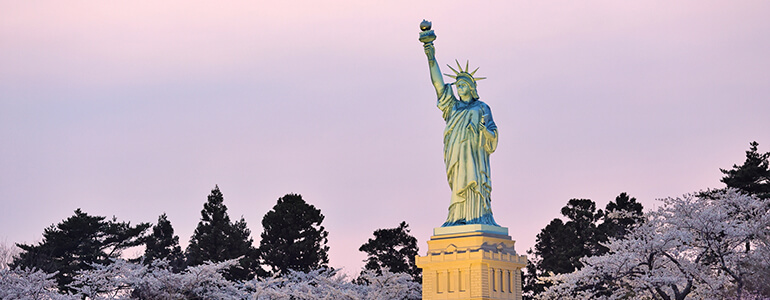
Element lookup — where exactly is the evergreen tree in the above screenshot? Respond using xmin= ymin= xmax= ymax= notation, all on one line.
xmin=11 ymin=209 xmax=150 ymax=292
xmin=259 ymin=193 xmax=329 ymax=276
xmin=143 ymin=213 xmax=185 ymax=272
xmin=186 ymin=185 xmax=261 ymax=281
xmin=522 ymin=257 xmax=545 ymax=299
xmin=598 ymin=192 xmax=644 ymax=240
xmin=721 ymin=141 xmax=770 ymax=199
xmin=359 ymin=221 xmax=421 ymax=282
xmin=532 ymin=218 xmax=580 ymax=275
xmin=524 ymin=193 xmax=644 ymax=299
xmin=560 ymin=199 xmax=605 ymax=258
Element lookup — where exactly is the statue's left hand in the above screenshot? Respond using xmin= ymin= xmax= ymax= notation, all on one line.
xmin=479 ymin=123 xmax=495 ymax=139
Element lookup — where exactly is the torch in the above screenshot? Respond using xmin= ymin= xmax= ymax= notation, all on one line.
xmin=419 ymin=20 xmax=436 ymax=45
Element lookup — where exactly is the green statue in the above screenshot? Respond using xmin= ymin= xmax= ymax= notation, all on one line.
xmin=420 ymin=20 xmax=500 ymax=227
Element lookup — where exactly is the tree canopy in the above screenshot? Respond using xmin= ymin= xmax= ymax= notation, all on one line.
xmin=721 ymin=141 xmax=770 ymax=199
xmin=186 ymin=185 xmax=260 ymax=281
xmin=11 ymin=209 xmax=149 ymax=292
xmin=597 ymin=192 xmax=644 ymax=241
xmin=539 ymin=189 xmax=770 ymax=299
xmin=524 ymin=193 xmax=644 ymax=299
xmin=143 ymin=213 xmax=185 ymax=272
xmin=259 ymin=193 xmax=329 ymax=276
xmin=359 ymin=221 xmax=421 ymax=282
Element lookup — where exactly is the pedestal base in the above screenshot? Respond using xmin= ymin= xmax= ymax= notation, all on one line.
xmin=416 ymin=227 xmax=527 ymax=300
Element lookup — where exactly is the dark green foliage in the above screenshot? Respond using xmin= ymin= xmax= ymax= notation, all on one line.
xmin=522 ymin=258 xmax=543 ymax=300
xmin=143 ymin=213 xmax=185 ymax=272
xmin=259 ymin=194 xmax=329 ymax=276
xmin=598 ymin=192 xmax=644 ymax=240
xmin=533 ymin=218 xmax=581 ymax=274
xmin=359 ymin=221 xmax=421 ymax=282
xmin=11 ymin=209 xmax=150 ymax=292
xmin=186 ymin=185 xmax=261 ymax=281
xmin=524 ymin=193 xmax=644 ymax=299
xmin=721 ymin=141 xmax=770 ymax=199
xmin=525 ymin=200 xmax=603 ymax=297
xmin=560 ymin=199 xmax=605 ymax=258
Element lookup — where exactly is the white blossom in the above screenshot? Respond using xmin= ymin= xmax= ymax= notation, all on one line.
xmin=539 ymin=189 xmax=770 ymax=300
xmin=241 ymin=267 xmax=420 ymax=300
xmin=0 ymin=268 xmax=78 ymax=300
xmin=0 ymin=240 xmax=20 ymax=270
xmin=47 ymin=258 xmax=421 ymax=299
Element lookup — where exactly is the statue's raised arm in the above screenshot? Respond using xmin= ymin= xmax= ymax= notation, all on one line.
xmin=419 ymin=20 xmax=445 ymax=97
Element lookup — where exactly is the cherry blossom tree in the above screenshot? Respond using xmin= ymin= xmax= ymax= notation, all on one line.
xmin=71 ymin=258 xmax=242 ymax=299
xmin=0 ymin=268 xmax=77 ymax=300
xmin=0 ymin=240 xmax=20 ymax=270
xmin=243 ymin=267 xmax=420 ymax=300
xmin=539 ymin=189 xmax=770 ymax=300
xmin=14 ymin=257 xmax=421 ymax=299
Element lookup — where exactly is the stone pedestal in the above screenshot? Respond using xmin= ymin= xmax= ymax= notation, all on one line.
xmin=416 ymin=225 xmax=527 ymax=300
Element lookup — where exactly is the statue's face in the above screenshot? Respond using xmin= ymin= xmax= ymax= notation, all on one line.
xmin=457 ymin=81 xmax=472 ymax=101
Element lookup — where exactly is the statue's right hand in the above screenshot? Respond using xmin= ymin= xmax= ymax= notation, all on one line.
xmin=424 ymin=44 xmax=435 ymax=60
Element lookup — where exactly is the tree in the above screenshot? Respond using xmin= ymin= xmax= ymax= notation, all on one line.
xmin=359 ymin=221 xmax=421 ymax=282
xmin=259 ymin=193 xmax=329 ymax=276
xmin=1 ymin=240 xmax=20 ymax=270
xmin=0 ymin=268 xmax=77 ymax=300
xmin=143 ymin=213 xmax=185 ymax=272
xmin=561 ymin=199 xmax=606 ymax=258
xmin=721 ymin=141 xmax=770 ymax=199
xmin=534 ymin=199 xmax=604 ymax=276
xmin=531 ymin=218 xmax=578 ymax=275
xmin=539 ymin=189 xmax=770 ymax=299
xmin=598 ymin=192 xmax=644 ymax=242
xmin=71 ymin=258 xmax=243 ymax=299
xmin=524 ymin=194 xmax=644 ymax=299
xmin=186 ymin=185 xmax=260 ymax=281
xmin=64 ymin=258 xmax=421 ymax=299
xmin=524 ymin=200 xmax=602 ymax=299
xmin=11 ymin=209 xmax=150 ymax=292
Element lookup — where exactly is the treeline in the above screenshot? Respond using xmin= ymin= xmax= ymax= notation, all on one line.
xmin=5 ymin=139 xmax=769 ymax=299
xmin=523 ymin=141 xmax=770 ymax=299
xmin=8 ymin=188 xmax=421 ymax=297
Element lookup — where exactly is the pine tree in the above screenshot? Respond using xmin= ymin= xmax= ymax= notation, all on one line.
xmin=359 ymin=221 xmax=421 ymax=282
xmin=259 ymin=193 xmax=329 ymax=276
xmin=524 ymin=218 xmax=577 ymax=299
xmin=534 ymin=218 xmax=580 ymax=274
xmin=721 ymin=141 xmax=770 ymax=199
xmin=598 ymin=192 xmax=644 ymax=241
xmin=525 ymin=200 xmax=601 ymax=299
xmin=524 ymin=193 xmax=644 ymax=299
xmin=561 ymin=199 xmax=605 ymax=262
xmin=186 ymin=185 xmax=260 ymax=281
xmin=143 ymin=213 xmax=185 ymax=272
xmin=11 ymin=209 xmax=150 ymax=292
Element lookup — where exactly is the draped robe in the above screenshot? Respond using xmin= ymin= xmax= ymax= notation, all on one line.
xmin=438 ymin=84 xmax=499 ymax=226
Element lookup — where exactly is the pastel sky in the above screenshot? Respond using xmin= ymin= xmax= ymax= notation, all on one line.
xmin=1 ymin=1 xmax=769 ymax=275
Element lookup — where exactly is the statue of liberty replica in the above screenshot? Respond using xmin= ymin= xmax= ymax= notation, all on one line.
xmin=415 ymin=20 xmax=526 ymax=300
xmin=421 ymin=21 xmax=499 ymax=228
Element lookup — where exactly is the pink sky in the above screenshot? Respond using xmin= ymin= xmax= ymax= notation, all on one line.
xmin=1 ymin=1 xmax=769 ymax=275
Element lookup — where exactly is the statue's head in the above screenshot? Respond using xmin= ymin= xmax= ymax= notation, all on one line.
xmin=444 ymin=60 xmax=485 ymax=101
xmin=455 ymin=74 xmax=479 ymax=100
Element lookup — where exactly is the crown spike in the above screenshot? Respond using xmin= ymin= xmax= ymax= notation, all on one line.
xmin=470 ymin=67 xmax=480 ymax=76
xmin=474 ymin=77 xmax=487 ymax=81
xmin=465 ymin=60 xmax=470 ymax=73
xmin=443 ymin=73 xmax=457 ymax=79
xmin=455 ymin=59 xmax=464 ymax=73
xmin=446 ymin=64 xmax=460 ymax=75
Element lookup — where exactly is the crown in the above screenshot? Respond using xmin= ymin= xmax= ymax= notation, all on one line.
xmin=444 ymin=59 xmax=486 ymax=84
